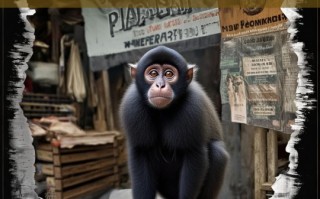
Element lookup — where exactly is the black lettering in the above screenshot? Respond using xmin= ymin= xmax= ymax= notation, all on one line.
xmin=272 ymin=16 xmax=278 ymax=22
xmin=120 ymin=9 xmax=125 ymax=31
xmin=255 ymin=19 xmax=261 ymax=26
xmin=155 ymin=34 xmax=160 ymax=44
xmin=262 ymin=18 xmax=267 ymax=25
xmin=173 ymin=29 xmax=178 ymax=40
xmin=149 ymin=35 xmax=154 ymax=45
xmin=240 ymin=20 xmax=245 ymax=29
xmin=108 ymin=11 xmax=118 ymax=37
xmin=157 ymin=8 xmax=170 ymax=19
xmin=126 ymin=8 xmax=138 ymax=30
xmin=141 ymin=38 xmax=145 ymax=46
xmin=124 ymin=41 xmax=131 ymax=48
xmin=267 ymin=17 xmax=272 ymax=23
xmin=160 ymin=32 xmax=167 ymax=42
xmin=168 ymin=31 xmax=173 ymax=41
xmin=222 ymin=25 xmax=228 ymax=32
xmin=282 ymin=13 xmax=287 ymax=20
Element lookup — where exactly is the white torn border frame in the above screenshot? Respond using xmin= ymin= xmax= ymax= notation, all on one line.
xmin=8 ymin=8 xmax=38 ymax=199
xmin=270 ymin=8 xmax=316 ymax=199
xmin=8 ymin=5 xmax=315 ymax=199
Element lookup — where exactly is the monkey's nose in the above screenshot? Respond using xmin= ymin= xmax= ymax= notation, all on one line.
xmin=156 ymin=84 xmax=165 ymax=88
xmin=156 ymin=80 xmax=165 ymax=88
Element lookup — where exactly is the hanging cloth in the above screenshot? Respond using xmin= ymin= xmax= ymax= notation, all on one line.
xmin=58 ymin=34 xmax=68 ymax=93
xmin=66 ymin=40 xmax=86 ymax=102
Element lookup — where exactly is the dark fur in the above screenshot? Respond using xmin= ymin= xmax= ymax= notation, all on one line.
xmin=120 ymin=46 xmax=229 ymax=199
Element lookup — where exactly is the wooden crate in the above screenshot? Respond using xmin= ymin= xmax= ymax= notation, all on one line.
xmin=35 ymin=140 xmax=121 ymax=199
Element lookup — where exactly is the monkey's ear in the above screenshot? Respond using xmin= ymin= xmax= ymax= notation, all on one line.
xmin=186 ymin=64 xmax=198 ymax=83
xmin=128 ymin=63 xmax=137 ymax=78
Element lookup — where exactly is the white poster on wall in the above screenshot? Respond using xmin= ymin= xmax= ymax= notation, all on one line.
xmin=82 ymin=7 xmax=220 ymax=57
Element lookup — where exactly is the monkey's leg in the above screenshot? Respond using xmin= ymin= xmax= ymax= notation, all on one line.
xmin=198 ymin=140 xmax=229 ymax=199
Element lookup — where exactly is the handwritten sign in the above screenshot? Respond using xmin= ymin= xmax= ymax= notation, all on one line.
xmin=82 ymin=7 xmax=220 ymax=56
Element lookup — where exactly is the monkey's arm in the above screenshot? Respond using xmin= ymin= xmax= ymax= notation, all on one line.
xmin=178 ymin=147 xmax=208 ymax=199
xmin=129 ymin=148 xmax=157 ymax=199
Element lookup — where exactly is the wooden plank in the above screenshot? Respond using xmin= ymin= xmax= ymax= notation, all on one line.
xmin=119 ymin=165 xmax=128 ymax=175
xmin=24 ymin=112 xmax=73 ymax=118
xmin=53 ymin=148 xmax=116 ymax=165
xmin=254 ymin=127 xmax=267 ymax=199
xmin=54 ymin=158 xmax=116 ymax=178
xmin=36 ymin=143 xmax=52 ymax=151
xmin=36 ymin=149 xmax=53 ymax=162
xmin=94 ymin=78 xmax=107 ymax=131
xmin=57 ymin=175 xmax=117 ymax=199
xmin=261 ymin=182 xmax=273 ymax=191
xmin=23 ymin=92 xmax=73 ymax=103
xmin=101 ymin=70 xmax=115 ymax=130
xmin=87 ymin=69 xmax=98 ymax=108
xmin=54 ymin=154 xmax=62 ymax=166
xmin=267 ymin=130 xmax=278 ymax=183
xmin=118 ymin=152 xmax=128 ymax=165
xmin=55 ymin=168 xmax=115 ymax=190
xmin=53 ymin=144 xmax=113 ymax=154
xmin=41 ymin=163 xmax=54 ymax=175
xmin=21 ymin=102 xmax=75 ymax=110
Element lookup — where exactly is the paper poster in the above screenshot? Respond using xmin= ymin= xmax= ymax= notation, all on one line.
xmin=219 ymin=31 xmax=297 ymax=131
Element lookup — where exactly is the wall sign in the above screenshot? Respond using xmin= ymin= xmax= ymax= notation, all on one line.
xmin=82 ymin=7 xmax=220 ymax=57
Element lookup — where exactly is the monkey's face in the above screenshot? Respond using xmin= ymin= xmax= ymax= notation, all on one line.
xmin=144 ymin=64 xmax=178 ymax=109
xmin=129 ymin=46 xmax=195 ymax=109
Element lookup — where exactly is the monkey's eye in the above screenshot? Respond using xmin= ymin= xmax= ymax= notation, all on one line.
xmin=164 ymin=70 xmax=174 ymax=78
xmin=149 ymin=70 xmax=159 ymax=78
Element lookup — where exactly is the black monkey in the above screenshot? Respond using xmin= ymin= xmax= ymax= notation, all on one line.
xmin=119 ymin=46 xmax=229 ymax=199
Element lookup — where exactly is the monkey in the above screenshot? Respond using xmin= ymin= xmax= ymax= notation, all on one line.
xmin=119 ymin=46 xmax=229 ymax=199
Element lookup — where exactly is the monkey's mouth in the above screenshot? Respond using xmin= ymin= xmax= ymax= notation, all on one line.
xmin=148 ymin=96 xmax=173 ymax=108
xmin=149 ymin=96 xmax=172 ymax=99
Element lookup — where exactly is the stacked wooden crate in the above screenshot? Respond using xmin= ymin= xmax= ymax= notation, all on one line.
xmin=36 ymin=133 xmax=123 ymax=199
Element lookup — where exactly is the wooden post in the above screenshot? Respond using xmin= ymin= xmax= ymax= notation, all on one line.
xmin=254 ymin=127 xmax=267 ymax=199
xmin=102 ymin=70 xmax=115 ymax=130
xmin=49 ymin=9 xmax=61 ymax=63
xmin=240 ymin=124 xmax=255 ymax=199
xmin=267 ymin=130 xmax=278 ymax=183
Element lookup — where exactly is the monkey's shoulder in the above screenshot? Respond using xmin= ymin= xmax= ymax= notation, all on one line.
xmin=186 ymin=82 xmax=214 ymax=108
xmin=120 ymin=84 xmax=148 ymax=114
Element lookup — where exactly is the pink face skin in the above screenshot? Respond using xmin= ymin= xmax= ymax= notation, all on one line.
xmin=144 ymin=64 xmax=179 ymax=109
